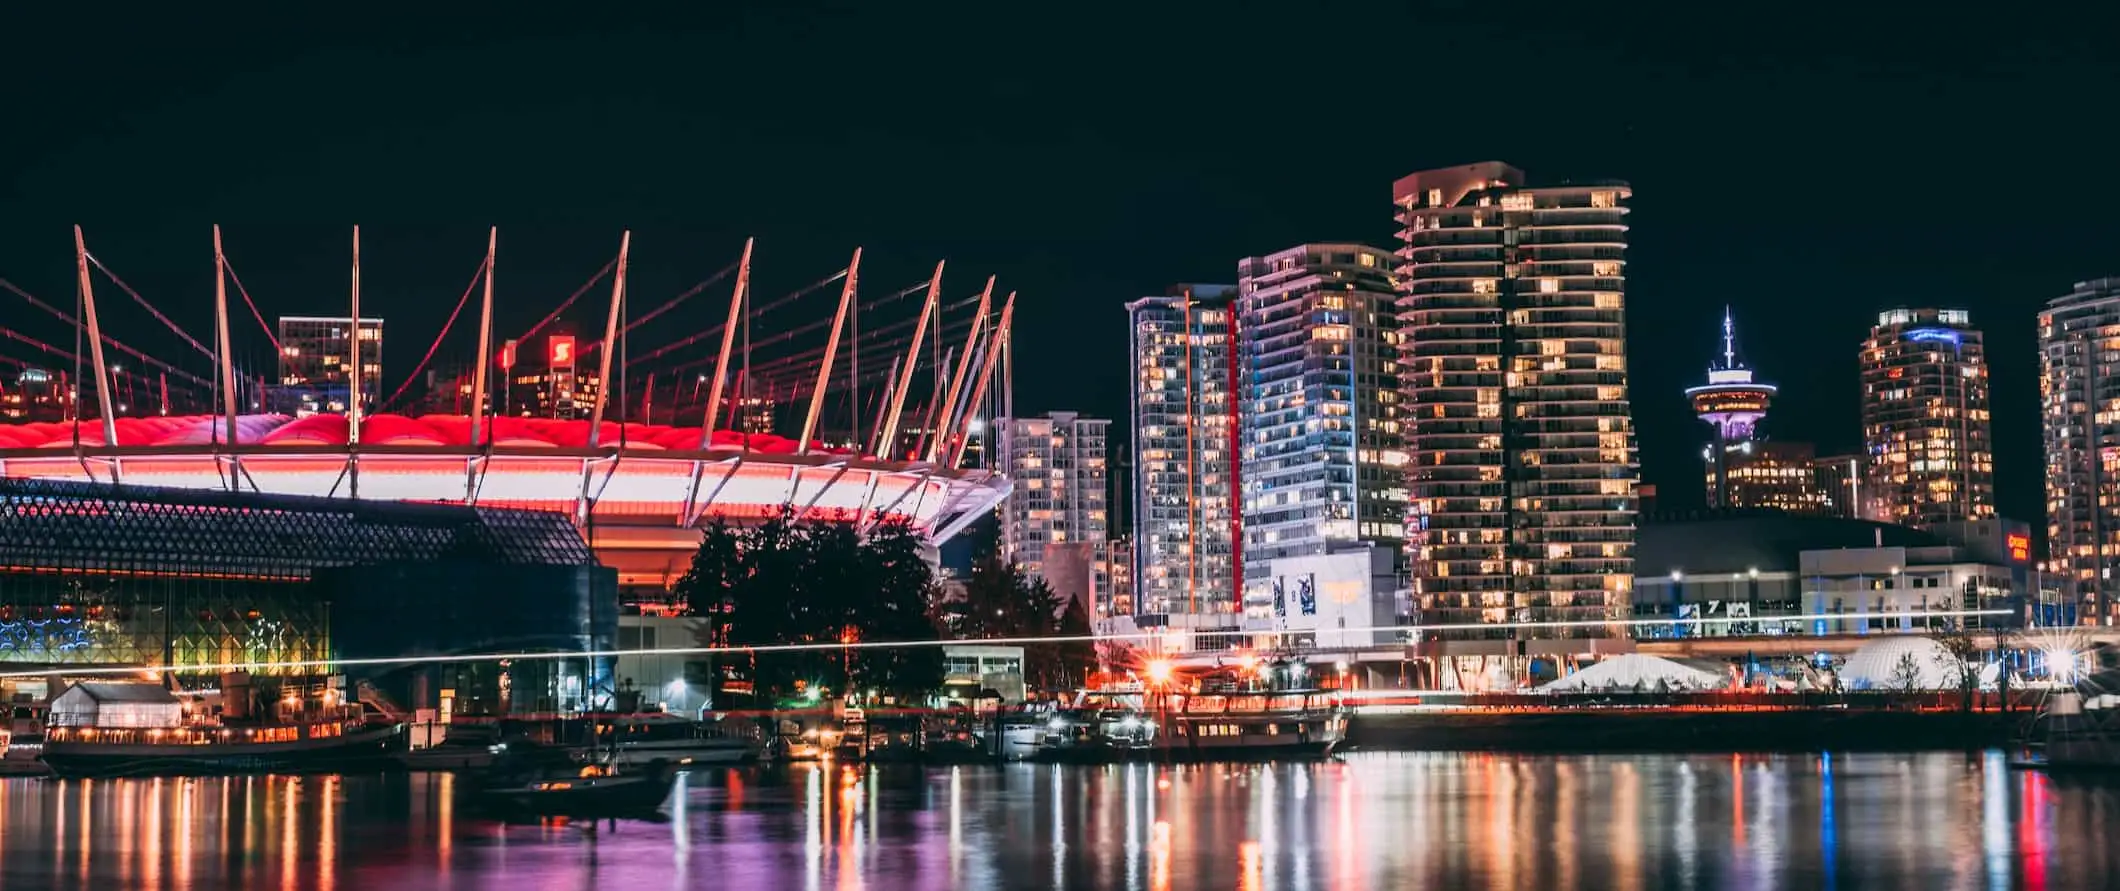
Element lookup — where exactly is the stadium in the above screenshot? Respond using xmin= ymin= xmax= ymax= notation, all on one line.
xmin=0 ymin=228 xmax=1015 ymax=593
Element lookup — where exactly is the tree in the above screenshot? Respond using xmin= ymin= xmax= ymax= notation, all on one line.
xmin=1888 ymin=652 xmax=1925 ymax=693
xmin=938 ymin=552 xmax=1097 ymax=691
xmin=849 ymin=520 xmax=946 ymax=699
xmin=674 ymin=510 xmax=945 ymax=705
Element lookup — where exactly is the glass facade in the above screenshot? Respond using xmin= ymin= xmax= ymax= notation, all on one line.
xmin=1705 ymin=441 xmax=1832 ymax=515
xmin=0 ymin=478 xmax=601 ymax=679
xmin=273 ymin=315 xmax=383 ymax=415
xmin=1000 ymin=412 xmax=1111 ymax=602
xmin=1127 ymin=286 xmax=1240 ymax=617
xmin=2039 ymin=278 xmax=2120 ymax=627
xmin=1859 ymin=308 xmax=1994 ymax=529
xmin=1235 ymin=244 xmax=1406 ymax=587
xmin=1393 ymin=162 xmax=1638 ymax=641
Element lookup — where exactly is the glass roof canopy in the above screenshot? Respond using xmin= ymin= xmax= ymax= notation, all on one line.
xmin=0 ymin=478 xmax=596 ymax=580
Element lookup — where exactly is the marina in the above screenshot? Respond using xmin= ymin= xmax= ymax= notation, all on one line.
xmin=1 ymin=751 xmax=2114 ymax=889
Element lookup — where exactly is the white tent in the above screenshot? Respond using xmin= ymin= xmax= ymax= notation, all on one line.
xmin=1841 ymin=637 xmax=1959 ymax=690
xmin=47 ymin=682 xmax=183 ymax=729
xmin=1539 ymin=653 xmax=1729 ymax=693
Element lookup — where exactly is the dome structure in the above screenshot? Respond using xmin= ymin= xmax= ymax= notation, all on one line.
xmin=1840 ymin=637 xmax=1959 ymax=690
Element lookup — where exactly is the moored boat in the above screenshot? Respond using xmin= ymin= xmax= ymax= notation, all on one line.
xmin=464 ymin=740 xmax=677 ymax=817
xmin=608 ymin=713 xmax=762 ymax=768
xmin=37 ymin=679 xmax=400 ymax=778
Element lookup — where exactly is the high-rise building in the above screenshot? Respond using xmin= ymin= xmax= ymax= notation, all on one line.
xmin=1860 ymin=308 xmax=1994 ymax=530
xmin=1000 ymin=411 xmax=1111 ymax=609
xmin=274 ymin=316 xmax=383 ymax=415
xmin=1127 ymin=285 xmax=1241 ymax=619
xmin=1812 ymin=453 xmax=1865 ymax=519
xmin=2039 ymin=278 xmax=2120 ymax=627
xmin=1708 ymin=441 xmax=1832 ymax=515
xmin=1392 ymin=161 xmax=1638 ymax=651
xmin=1235 ymin=244 xmax=1408 ymax=584
xmin=1687 ymin=309 xmax=1777 ymax=508
xmin=505 ymin=333 xmax=600 ymax=419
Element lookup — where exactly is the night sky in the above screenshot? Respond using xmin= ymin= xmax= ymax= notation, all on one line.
xmin=5 ymin=4 xmax=2116 ymax=528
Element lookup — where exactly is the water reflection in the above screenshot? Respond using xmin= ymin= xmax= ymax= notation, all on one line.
xmin=0 ymin=752 xmax=2114 ymax=890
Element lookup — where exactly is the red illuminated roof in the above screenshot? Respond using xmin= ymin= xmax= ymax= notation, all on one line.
xmin=0 ymin=414 xmax=855 ymax=456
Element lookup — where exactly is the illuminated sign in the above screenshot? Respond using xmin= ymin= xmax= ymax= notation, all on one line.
xmin=1905 ymin=328 xmax=1962 ymax=347
xmin=2006 ymin=532 xmax=2031 ymax=564
xmin=548 ymin=335 xmax=575 ymax=368
xmin=499 ymin=339 xmax=518 ymax=371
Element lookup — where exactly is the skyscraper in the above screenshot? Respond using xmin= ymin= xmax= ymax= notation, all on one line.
xmin=2039 ymin=278 xmax=2120 ymax=627
xmin=1392 ymin=162 xmax=1637 ymax=654
xmin=1127 ymin=285 xmax=1241 ymax=620
xmin=1235 ymin=243 xmax=1407 ymax=582
xmin=1860 ymin=308 xmax=1994 ymax=530
xmin=274 ymin=315 xmax=383 ymax=415
xmin=1687 ymin=309 xmax=1776 ymax=508
xmin=1000 ymin=411 xmax=1111 ymax=612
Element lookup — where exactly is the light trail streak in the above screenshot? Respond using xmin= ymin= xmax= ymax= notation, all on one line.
xmin=0 ymin=609 xmax=2017 ymax=679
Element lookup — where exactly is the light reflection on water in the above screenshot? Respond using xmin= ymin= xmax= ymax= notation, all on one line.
xmin=0 ymin=751 xmax=2115 ymax=890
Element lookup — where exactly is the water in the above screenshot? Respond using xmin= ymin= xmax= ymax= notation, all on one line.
xmin=1 ymin=752 xmax=2115 ymax=890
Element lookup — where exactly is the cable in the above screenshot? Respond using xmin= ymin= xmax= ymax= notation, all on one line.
xmin=0 ymin=278 xmax=214 ymax=387
xmin=84 ymin=253 xmax=216 ymax=361
xmin=380 ymin=256 xmax=489 ymax=411
xmin=218 ymin=256 xmax=284 ymax=354
xmin=516 ymin=256 xmax=618 ymax=344
xmin=578 ymin=261 xmax=739 ymax=358
xmin=623 ymin=267 xmax=849 ymax=369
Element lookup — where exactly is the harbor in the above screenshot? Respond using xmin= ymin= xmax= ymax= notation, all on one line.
xmin=3 ymin=751 xmax=2116 ymax=889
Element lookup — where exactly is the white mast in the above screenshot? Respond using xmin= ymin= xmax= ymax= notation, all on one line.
xmin=73 ymin=226 xmax=120 ymax=481
xmin=798 ymin=248 xmax=862 ymax=454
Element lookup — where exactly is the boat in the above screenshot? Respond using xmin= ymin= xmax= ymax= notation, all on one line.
xmin=1032 ymin=663 xmax=1348 ymax=762
xmin=2035 ymin=645 xmax=2120 ymax=772
xmin=607 ymin=713 xmax=762 ymax=768
xmin=37 ymin=680 xmax=401 ymax=778
xmin=465 ymin=740 xmax=677 ymax=817
xmin=994 ymin=708 xmax=1051 ymax=761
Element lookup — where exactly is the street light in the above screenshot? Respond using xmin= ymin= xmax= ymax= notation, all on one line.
xmin=1145 ymin=659 xmax=1173 ymax=686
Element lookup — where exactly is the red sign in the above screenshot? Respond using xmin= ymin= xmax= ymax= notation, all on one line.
xmin=2006 ymin=532 xmax=2031 ymax=564
xmin=548 ymin=335 xmax=575 ymax=368
xmin=499 ymin=339 xmax=518 ymax=371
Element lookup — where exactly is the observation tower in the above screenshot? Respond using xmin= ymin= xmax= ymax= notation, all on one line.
xmin=1685 ymin=308 xmax=1775 ymax=508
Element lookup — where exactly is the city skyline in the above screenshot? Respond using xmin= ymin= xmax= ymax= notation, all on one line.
xmin=3 ymin=7 xmax=2114 ymax=541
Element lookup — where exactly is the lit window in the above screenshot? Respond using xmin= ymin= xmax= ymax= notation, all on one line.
xmin=1591 ymin=191 xmax=1618 ymax=208
xmin=1539 ymin=278 xmax=1560 ymax=294
xmin=1472 ymin=279 xmax=1497 ymax=295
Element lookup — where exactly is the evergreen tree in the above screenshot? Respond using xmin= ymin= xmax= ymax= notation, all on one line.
xmin=673 ymin=510 xmax=946 ymax=704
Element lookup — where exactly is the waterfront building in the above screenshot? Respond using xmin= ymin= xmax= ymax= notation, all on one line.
xmin=1235 ymin=244 xmax=1407 ymax=588
xmin=0 ymin=478 xmax=613 ymax=715
xmin=274 ymin=315 xmax=383 ymax=416
xmin=2039 ymin=278 xmax=2120 ymax=627
xmin=1127 ymin=285 xmax=1242 ymax=624
xmin=1859 ymin=308 xmax=1994 ymax=530
xmin=999 ymin=411 xmax=1111 ymax=609
xmin=1631 ymin=511 xmax=2026 ymax=639
xmin=1392 ymin=161 xmax=1638 ymax=655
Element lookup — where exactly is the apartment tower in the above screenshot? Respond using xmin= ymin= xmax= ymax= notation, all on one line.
xmin=1392 ymin=162 xmax=1638 ymax=661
